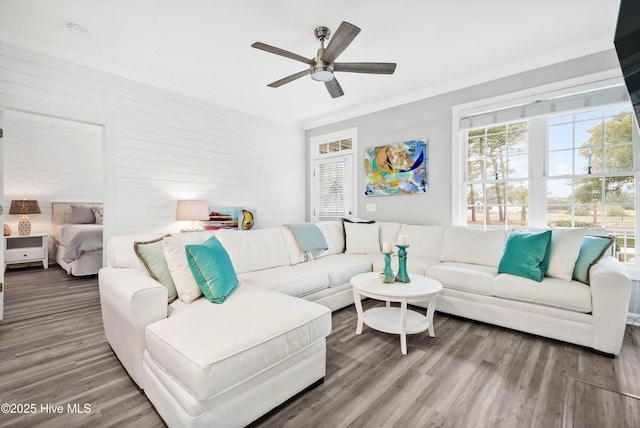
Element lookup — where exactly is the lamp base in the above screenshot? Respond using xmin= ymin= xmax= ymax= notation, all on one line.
xmin=18 ymin=215 xmax=31 ymax=236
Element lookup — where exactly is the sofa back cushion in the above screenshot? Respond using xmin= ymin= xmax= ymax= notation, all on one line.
xmin=216 ymin=228 xmax=290 ymax=274
xmin=316 ymin=221 xmax=345 ymax=257
xmin=378 ymin=222 xmax=403 ymax=250
xmin=107 ymin=233 xmax=164 ymax=269
xmin=441 ymin=227 xmax=506 ymax=267
xmin=398 ymin=225 xmax=444 ymax=261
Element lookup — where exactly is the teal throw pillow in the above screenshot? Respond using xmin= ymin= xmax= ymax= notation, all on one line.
xmin=572 ymin=236 xmax=613 ymax=284
xmin=498 ymin=229 xmax=552 ymax=282
xmin=186 ymin=236 xmax=238 ymax=304
xmin=134 ymin=236 xmax=177 ymax=303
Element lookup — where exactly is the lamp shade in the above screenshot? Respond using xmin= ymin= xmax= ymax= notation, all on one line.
xmin=176 ymin=200 xmax=209 ymax=221
xmin=9 ymin=200 xmax=41 ymax=215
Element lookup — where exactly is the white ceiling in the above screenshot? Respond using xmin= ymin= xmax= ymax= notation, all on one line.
xmin=0 ymin=0 xmax=621 ymax=128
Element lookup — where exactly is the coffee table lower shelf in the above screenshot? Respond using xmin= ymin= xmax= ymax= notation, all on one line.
xmin=363 ymin=307 xmax=431 ymax=335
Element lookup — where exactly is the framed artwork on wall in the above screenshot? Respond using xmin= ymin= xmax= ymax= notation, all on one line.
xmin=364 ymin=139 xmax=428 ymax=196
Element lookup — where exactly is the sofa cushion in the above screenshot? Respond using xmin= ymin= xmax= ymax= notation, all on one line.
xmin=426 ymin=262 xmax=498 ymax=296
xmin=544 ymin=228 xmax=586 ymax=281
xmin=145 ymin=284 xmax=331 ymax=401
xmin=216 ymin=228 xmax=290 ymax=274
xmin=572 ymin=235 xmax=614 ymax=284
xmin=378 ymin=222 xmax=403 ymax=250
xmin=344 ymin=221 xmax=380 ymax=254
xmin=441 ymin=227 xmax=506 ymax=267
xmin=281 ymin=226 xmax=305 ymax=265
xmin=186 ymin=236 xmax=238 ymax=304
xmin=134 ymin=235 xmax=177 ymax=302
xmin=306 ymin=254 xmax=376 ymax=287
xmin=108 ymin=233 xmax=164 ymax=270
xmin=398 ymin=224 xmax=444 ymax=260
xmin=164 ymin=231 xmax=216 ymax=304
xmin=498 ymin=229 xmax=552 ymax=282
xmin=493 ymin=273 xmax=592 ymax=313
xmin=317 ymin=221 xmax=345 ymax=256
xmin=238 ymin=264 xmax=329 ymax=297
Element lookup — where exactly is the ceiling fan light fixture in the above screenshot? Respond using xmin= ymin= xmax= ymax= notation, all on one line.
xmin=311 ymin=70 xmax=334 ymax=82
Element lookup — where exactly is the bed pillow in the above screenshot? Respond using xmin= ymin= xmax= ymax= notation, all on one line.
xmin=134 ymin=236 xmax=177 ymax=303
xmin=498 ymin=229 xmax=552 ymax=282
xmin=186 ymin=236 xmax=238 ymax=304
xmin=344 ymin=221 xmax=380 ymax=254
xmin=70 ymin=204 xmax=96 ymax=224
xmin=572 ymin=236 xmax=614 ymax=284
xmin=93 ymin=206 xmax=104 ymax=225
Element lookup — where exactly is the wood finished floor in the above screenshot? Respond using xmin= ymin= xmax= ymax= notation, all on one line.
xmin=1 ymin=266 xmax=640 ymax=428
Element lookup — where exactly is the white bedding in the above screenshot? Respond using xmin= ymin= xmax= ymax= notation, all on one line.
xmin=56 ymin=223 xmax=103 ymax=247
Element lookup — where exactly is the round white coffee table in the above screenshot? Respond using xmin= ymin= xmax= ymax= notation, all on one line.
xmin=351 ymin=272 xmax=443 ymax=355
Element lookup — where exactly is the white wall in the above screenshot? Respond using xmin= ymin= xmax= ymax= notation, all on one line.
xmin=306 ymin=50 xmax=622 ymax=225
xmin=1 ymin=42 xmax=306 ymax=235
xmin=3 ymin=110 xmax=103 ymax=235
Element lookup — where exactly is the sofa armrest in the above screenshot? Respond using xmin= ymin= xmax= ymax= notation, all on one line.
xmin=98 ymin=267 xmax=168 ymax=388
xmin=589 ymin=256 xmax=631 ymax=355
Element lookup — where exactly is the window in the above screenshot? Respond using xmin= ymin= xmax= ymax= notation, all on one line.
xmin=310 ymin=128 xmax=357 ymax=221
xmin=455 ymin=82 xmax=639 ymax=265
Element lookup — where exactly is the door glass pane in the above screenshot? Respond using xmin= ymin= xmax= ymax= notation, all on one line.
xmin=318 ymin=161 xmax=345 ymax=216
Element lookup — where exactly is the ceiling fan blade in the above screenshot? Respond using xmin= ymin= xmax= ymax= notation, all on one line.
xmin=322 ymin=21 xmax=361 ymax=64
xmin=267 ymin=70 xmax=309 ymax=88
xmin=325 ymin=77 xmax=344 ymax=98
xmin=251 ymin=42 xmax=314 ymax=65
xmin=334 ymin=62 xmax=397 ymax=74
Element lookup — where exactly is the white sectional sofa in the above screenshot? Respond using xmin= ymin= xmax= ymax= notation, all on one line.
xmin=98 ymin=221 xmax=631 ymax=427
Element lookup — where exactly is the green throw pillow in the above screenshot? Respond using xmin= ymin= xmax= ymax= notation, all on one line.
xmin=498 ymin=229 xmax=552 ymax=282
xmin=572 ymin=236 xmax=613 ymax=284
xmin=186 ymin=236 xmax=238 ymax=304
xmin=134 ymin=236 xmax=177 ymax=303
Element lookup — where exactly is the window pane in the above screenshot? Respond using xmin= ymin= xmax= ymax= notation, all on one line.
xmin=507 ymin=123 xmax=528 ymax=153
xmin=605 ymin=113 xmax=633 ymax=145
xmin=575 ymin=119 xmax=602 ymax=147
xmin=549 ymin=150 xmax=573 ymax=176
xmin=547 ymin=178 xmax=573 ymax=202
xmin=549 ymin=114 xmax=572 ymax=125
xmin=318 ymin=161 xmax=345 ymax=216
xmin=467 ymin=205 xmax=485 ymax=226
xmin=468 ymin=160 xmax=485 ymax=181
xmin=466 ymin=184 xmax=484 ymax=204
xmin=508 ymin=154 xmax=527 ymax=178
xmin=605 ymin=204 xmax=634 ymax=232
xmin=574 ymin=205 xmax=600 ymax=227
xmin=507 ymin=205 xmax=528 ymax=227
xmin=468 ymin=134 xmax=485 ymax=158
xmin=605 ymin=144 xmax=633 ymax=172
xmin=486 ymin=133 xmax=507 ymax=156
xmin=486 ymin=182 xmax=505 ymax=205
xmin=574 ymin=177 xmax=602 ymax=205
xmin=605 ymin=176 xmax=634 ymax=203
xmin=549 ymin=124 xmax=573 ymax=151
xmin=486 ymin=206 xmax=506 ymax=227
xmin=575 ymin=110 xmax=603 ymax=121
xmin=507 ymin=182 xmax=528 ymax=205
xmin=547 ymin=205 xmax=572 ymax=227
xmin=486 ymin=157 xmax=507 ymax=180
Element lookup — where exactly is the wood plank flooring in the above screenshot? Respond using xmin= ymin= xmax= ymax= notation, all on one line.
xmin=1 ymin=266 xmax=640 ymax=427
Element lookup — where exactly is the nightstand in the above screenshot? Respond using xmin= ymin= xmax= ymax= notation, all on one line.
xmin=4 ymin=233 xmax=49 ymax=270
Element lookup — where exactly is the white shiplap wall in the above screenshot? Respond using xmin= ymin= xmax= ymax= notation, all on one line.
xmin=3 ymin=110 xmax=103 ymax=235
xmin=0 ymin=42 xmax=306 ymax=236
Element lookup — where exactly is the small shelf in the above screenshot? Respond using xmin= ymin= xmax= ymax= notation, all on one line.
xmin=363 ymin=307 xmax=430 ymax=335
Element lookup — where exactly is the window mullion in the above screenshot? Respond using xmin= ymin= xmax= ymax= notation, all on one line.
xmin=529 ymin=118 xmax=546 ymax=228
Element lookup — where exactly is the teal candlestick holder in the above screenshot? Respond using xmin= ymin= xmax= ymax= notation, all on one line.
xmin=395 ymin=245 xmax=410 ymax=283
xmin=382 ymin=252 xmax=394 ymax=283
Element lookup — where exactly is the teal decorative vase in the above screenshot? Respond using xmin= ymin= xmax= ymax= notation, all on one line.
xmin=395 ymin=245 xmax=410 ymax=283
xmin=382 ymin=252 xmax=394 ymax=283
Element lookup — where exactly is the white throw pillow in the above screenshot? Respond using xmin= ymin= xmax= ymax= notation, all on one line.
xmin=344 ymin=222 xmax=380 ymax=254
xmin=546 ymin=228 xmax=586 ymax=281
xmin=163 ymin=232 xmax=214 ymax=303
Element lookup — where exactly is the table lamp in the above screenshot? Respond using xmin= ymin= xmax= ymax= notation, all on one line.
xmin=176 ymin=200 xmax=209 ymax=232
xmin=9 ymin=200 xmax=41 ymax=236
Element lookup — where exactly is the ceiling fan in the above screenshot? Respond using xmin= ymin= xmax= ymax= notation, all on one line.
xmin=251 ymin=21 xmax=397 ymax=98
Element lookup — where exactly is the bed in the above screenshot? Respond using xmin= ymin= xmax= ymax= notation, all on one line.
xmin=52 ymin=202 xmax=104 ymax=276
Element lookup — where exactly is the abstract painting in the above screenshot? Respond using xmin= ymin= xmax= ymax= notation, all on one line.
xmin=364 ymin=139 xmax=428 ymax=196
